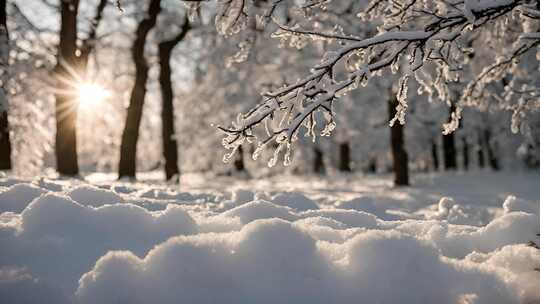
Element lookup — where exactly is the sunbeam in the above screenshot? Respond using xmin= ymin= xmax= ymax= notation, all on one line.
xmin=77 ymin=83 xmax=111 ymax=109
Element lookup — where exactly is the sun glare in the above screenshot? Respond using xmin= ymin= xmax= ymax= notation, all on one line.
xmin=77 ymin=83 xmax=111 ymax=108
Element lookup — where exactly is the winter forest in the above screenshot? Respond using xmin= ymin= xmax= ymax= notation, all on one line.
xmin=0 ymin=0 xmax=539 ymax=303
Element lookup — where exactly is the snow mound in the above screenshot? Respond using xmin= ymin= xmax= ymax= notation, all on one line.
xmin=415 ymin=197 xmax=494 ymax=226
xmin=301 ymin=209 xmax=379 ymax=229
xmin=137 ymin=188 xmax=196 ymax=201
xmin=68 ymin=185 xmax=125 ymax=207
xmin=219 ymin=189 xmax=256 ymax=210
xmin=33 ymin=178 xmax=64 ymax=192
xmin=77 ymin=219 xmax=520 ymax=304
xmin=340 ymin=230 xmax=519 ymax=304
xmin=466 ymin=244 xmax=540 ymax=302
xmin=503 ymin=195 xmax=540 ymax=214
xmin=0 ymin=174 xmax=538 ymax=304
xmin=221 ymin=200 xmax=298 ymax=223
xmin=0 ymin=183 xmax=46 ymax=213
xmin=428 ymin=197 xmax=471 ymax=223
xmin=231 ymin=189 xmax=255 ymax=204
xmin=0 ymin=266 xmax=69 ymax=304
xmin=396 ymin=211 xmax=540 ymax=258
xmin=335 ymin=195 xmax=398 ymax=220
xmin=295 ymin=216 xmax=348 ymax=230
xmin=294 ymin=217 xmax=355 ymax=243
xmin=1 ymin=193 xmax=197 ymax=293
xmin=20 ymin=193 xmax=197 ymax=248
xmin=451 ymin=212 xmax=540 ymax=257
xmin=111 ymin=184 xmax=138 ymax=194
xmin=271 ymin=192 xmax=319 ymax=211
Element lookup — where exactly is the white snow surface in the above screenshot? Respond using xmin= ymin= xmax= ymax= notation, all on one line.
xmin=0 ymin=171 xmax=539 ymax=304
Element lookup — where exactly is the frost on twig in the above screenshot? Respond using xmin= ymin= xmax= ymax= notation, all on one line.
xmin=214 ymin=0 xmax=540 ymax=166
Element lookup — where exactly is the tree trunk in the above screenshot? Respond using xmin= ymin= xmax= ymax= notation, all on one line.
xmin=367 ymin=156 xmax=377 ymax=173
xmin=338 ymin=141 xmax=352 ymax=172
xmin=484 ymin=129 xmax=500 ymax=170
xmin=0 ymin=0 xmax=11 ymax=170
xmin=78 ymin=0 xmax=108 ymax=70
xmin=234 ymin=145 xmax=246 ymax=172
xmin=442 ymin=107 xmax=457 ymax=170
xmin=462 ymin=137 xmax=469 ymax=171
xmin=54 ymin=0 xmax=80 ymax=176
xmin=442 ymin=133 xmax=457 ymax=170
xmin=431 ymin=139 xmax=439 ymax=171
xmin=159 ymin=47 xmax=179 ymax=181
xmin=388 ymin=94 xmax=409 ymax=186
xmin=0 ymin=105 xmax=9 ymax=171
xmin=313 ymin=147 xmax=325 ymax=174
xmin=118 ymin=0 xmax=161 ymax=179
xmin=158 ymin=19 xmax=190 ymax=182
xmin=477 ymin=135 xmax=485 ymax=169
xmin=442 ymin=132 xmax=457 ymax=170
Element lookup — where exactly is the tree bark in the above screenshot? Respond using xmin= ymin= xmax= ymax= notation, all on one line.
xmin=118 ymin=0 xmax=161 ymax=179
xmin=388 ymin=94 xmax=409 ymax=186
xmin=431 ymin=139 xmax=439 ymax=171
xmin=313 ymin=147 xmax=325 ymax=174
xmin=338 ymin=141 xmax=352 ymax=172
xmin=52 ymin=0 xmax=107 ymax=176
xmin=484 ymin=129 xmax=500 ymax=170
xmin=442 ymin=132 xmax=457 ymax=170
xmin=234 ymin=145 xmax=246 ymax=172
xmin=367 ymin=156 xmax=377 ymax=173
xmin=477 ymin=134 xmax=485 ymax=169
xmin=462 ymin=137 xmax=469 ymax=171
xmin=54 ymin=0 xmax=80 ymax=176
xmin=0 ymin=0 xmax=11 ymax=170
xmin=158 ymin=19 xmax=190 ymax=181
xmin=442 ymin=107 xmax=457 ymax=170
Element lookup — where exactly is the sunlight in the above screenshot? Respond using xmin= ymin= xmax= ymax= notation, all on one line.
xmin=77 ymin=83 xmax=111 ymax=109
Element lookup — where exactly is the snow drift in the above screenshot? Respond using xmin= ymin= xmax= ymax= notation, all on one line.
xmin=0 ymin=191 xmax=197 ymax=296
xmin=0 ymin=175 xmax=538 ymax=303
xmin=76 ymin=219 xmax=520 ymax=304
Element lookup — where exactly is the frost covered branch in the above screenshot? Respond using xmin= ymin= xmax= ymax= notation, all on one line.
xmin=210 ymin=0 xmax=540 ymax=166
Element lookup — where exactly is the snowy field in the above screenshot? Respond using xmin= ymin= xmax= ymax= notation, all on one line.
xmin=0 ymin=171 xmax=539 ymax=304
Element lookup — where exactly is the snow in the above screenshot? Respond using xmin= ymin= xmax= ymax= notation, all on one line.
xmin=68 ymin=185 xmax=125 ymax=207
xmin=0 ymin=183 xmax=46 ymax=213
xmin=0 ymin=171 xmax=539 ymax=303
xmin=335 ymin=195 xmax=400 ymax=220
xmin=221 ymin=200 xmax=298 ymax=223
xmin=76 ymin=220 xmax=519 ymax=304
xmin=504 ymin=195 xmax=540 ymax=214
xmin=1 ymin=193 xmax=197 ymax=295
xmin=271 ymin=192 xmax=319 ymax=211
xmin=464 ymin=0 xmax=515 ymax=23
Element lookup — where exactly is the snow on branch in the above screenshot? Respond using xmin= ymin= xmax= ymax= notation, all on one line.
xmin=211 ymin=0 xmax=538 ymax=166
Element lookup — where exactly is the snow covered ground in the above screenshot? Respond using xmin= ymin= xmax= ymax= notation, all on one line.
xmin=0 ymin=171 xmax=539 ymax=303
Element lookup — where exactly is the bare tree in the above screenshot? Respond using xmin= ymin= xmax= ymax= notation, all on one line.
xmin=0 ymin=0 xmax=11 ymax=170
xmin=53 ymin=0 xmax=108 ymax=176
xmin=158 ymin=16 xmax=190 ymax=181
xmin=53 ymin=0 xmax=80 ymax=176
xmin=119 ymin=0 xmax=162 ymax=179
